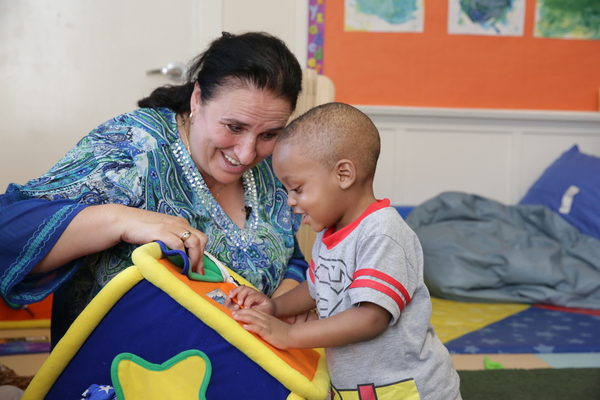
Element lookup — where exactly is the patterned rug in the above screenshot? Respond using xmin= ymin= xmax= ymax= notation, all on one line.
xmin=430 ymin=298 xmax=600 ymax=354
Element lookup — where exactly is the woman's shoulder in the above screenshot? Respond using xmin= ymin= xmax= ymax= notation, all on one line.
xmin=58 ymin=108 xmax=178 ymax=167
xmin=91 ymin=108 xmax=178 ymax=142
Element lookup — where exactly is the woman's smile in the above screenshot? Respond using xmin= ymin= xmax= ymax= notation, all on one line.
xmin=224 ymin=153 xmax=242 ymax=167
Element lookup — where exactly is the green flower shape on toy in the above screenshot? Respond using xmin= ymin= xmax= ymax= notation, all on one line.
xmin=111 ymin=349 xmax=212 ymax=400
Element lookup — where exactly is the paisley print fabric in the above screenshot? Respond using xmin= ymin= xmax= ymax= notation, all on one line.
xmin=0 ymin=190 xmax=87 ymax=304
xmin=11 ymin=108 xmax=305 ymax=319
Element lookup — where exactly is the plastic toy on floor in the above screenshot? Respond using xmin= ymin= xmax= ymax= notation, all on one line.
xmin=22 ymin=242 xmax=329 ymax=400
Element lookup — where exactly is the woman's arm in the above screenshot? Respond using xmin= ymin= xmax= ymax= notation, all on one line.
xmin=271 ymin=278 xmax=299 ymax=297
xmin=32 ymin=204 xmax=207 ymax=274
xmin=279 ymin=237 xmax=309 ymax=281
xmin=0 ymin=194 xmax=87 ymax=301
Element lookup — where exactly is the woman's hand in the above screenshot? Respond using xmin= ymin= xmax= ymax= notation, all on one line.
xmin=114 ymin=205 xmax=207 ymax=273
xmin=33 ymin=204 xmax=207 ymax=274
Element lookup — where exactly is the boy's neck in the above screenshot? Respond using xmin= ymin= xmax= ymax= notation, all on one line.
xmin=333 ymin=185 xmax=378 ymax=232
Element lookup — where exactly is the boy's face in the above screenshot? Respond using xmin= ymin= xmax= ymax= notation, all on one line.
xmin=273 ymin=142 xmax=345 ymax=232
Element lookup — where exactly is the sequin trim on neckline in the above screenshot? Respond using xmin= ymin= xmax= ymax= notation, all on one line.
xmin=172 ymin=139 xmax=259 ymax=250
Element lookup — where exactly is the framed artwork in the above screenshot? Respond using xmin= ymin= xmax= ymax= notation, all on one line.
xmin=448 ymin=0 xmax=526 ymax=36
xmin=345 ymin=0 xmax=425 ymax=33
xmin=534 ymin=0 xmax=600 ymax=40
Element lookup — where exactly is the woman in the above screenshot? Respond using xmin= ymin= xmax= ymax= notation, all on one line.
xmin=0 ymin=31 xmax=307 ymax=343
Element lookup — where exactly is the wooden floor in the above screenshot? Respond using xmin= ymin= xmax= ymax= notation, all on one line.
xmin=1 ymin=328 xmax=598 ymax=379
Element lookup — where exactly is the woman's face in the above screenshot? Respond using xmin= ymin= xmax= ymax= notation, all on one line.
xmin=187 ymin=82 xmax=292 ymax=187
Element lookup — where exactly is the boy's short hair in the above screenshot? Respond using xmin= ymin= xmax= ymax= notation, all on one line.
xmin=278 ymin=102 xmax=381 ymax=178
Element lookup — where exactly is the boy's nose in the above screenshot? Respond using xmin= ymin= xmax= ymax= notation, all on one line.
xmin=287 ymin=196 xmax=297 ymax=207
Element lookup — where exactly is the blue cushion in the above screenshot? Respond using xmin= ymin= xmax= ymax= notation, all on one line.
xmin=519 ymin=145 xmax=600 ymax=241
xmin=394 ymin=206 xmax=415 ymax=219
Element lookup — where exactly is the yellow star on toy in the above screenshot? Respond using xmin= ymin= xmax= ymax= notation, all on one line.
xmin=111 ymin=350 xmax=212 ymax=400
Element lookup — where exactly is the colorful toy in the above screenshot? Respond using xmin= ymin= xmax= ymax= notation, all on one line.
xmin=23 ymin=242 xmax=329 ymax=400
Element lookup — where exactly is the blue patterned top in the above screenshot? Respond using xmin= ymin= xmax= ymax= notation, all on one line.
xmin=12 ymin=108 xmax=306 ymax=314
xmin=0 ymin=191 xmax=87 ymax=305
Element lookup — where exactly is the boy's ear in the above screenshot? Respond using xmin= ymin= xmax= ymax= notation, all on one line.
xmin=334 ymin=159 xmax=356 ymax=189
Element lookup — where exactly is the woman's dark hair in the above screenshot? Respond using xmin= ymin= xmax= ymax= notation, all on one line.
xmin=138 ymin=32 xmax=302 ymax=114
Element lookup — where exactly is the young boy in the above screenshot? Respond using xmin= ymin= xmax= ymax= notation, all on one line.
xmin=229 ymin=102 xmax=461 ymax=400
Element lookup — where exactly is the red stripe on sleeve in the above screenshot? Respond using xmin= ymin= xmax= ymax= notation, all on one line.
xmin=354 ymin=268 xmax=411 ymax=304
xmin=350 ymin=279 xmax=407 ymax=311
xmin=309 ymin=260 xmax=315 ymax=283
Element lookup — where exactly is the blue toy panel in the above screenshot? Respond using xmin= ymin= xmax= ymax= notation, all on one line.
xmin=45 ymin=279 xmax=291 ymax=399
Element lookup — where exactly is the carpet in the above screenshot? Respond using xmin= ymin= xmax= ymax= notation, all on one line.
xmin=459 ymin=368 xmax=600 ymax=400
xmin=445 ymin=306 xmax=600 ymax=354
xmin=0 ymin=339 xmax=51 ymax=356
xmin=430 ymin=298 xmax=600 ymax=354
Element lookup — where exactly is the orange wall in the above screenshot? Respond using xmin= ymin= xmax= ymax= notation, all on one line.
xmin=324 ymin=0 xmax=600 ymax=111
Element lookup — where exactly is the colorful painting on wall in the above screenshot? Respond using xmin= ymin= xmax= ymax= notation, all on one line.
xmin=308 ymin=0 xmax=325 ymax=74
xmin=534 ymin=0 xmax=600 ymax=40
xmin=344 ymin=0 xmax=424 ymax=33
xmin=448 ymin=0 xmax=526 ymax=36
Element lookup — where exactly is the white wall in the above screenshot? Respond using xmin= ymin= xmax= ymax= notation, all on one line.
xmin=0 ymin=0 xmax=306 ymax=189
xmin=221 ymin=0 xmax=308 ymax=68
xmin=0 ymin=0 xmax=201 ymax=189
xmin=367 ymin=106 xmax=600 ymax=206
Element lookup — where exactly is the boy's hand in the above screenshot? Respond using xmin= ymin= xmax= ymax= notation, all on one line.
xmin=227 ymin=286 xmax=274 ymax=314
xmin=232 ymin=308 xmax=291 ymax=350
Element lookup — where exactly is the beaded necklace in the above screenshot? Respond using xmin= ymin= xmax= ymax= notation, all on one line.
xmin=172 ymin=126 xmax=259 ymax=251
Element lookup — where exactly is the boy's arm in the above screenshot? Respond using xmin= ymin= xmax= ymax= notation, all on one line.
xmin=288 ymin=302 xmax=390 ymax=348
xmin=233 ymin=302 xmax=390 ymax=350
xmin=270 ymin=280 xmax=316 ymax=318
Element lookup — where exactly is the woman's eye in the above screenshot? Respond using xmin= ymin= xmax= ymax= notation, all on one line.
xmin=227 ymin=124 xmax=242 ymax=133
xmin=261 ymin=132 xmax=278 ymax=141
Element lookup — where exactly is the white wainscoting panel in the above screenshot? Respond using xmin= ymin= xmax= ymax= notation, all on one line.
xmin=360 ymin=106 xmax=600 ymax=206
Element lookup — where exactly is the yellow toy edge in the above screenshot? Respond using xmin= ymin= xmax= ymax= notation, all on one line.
xmin=21 ymin=266 xmax=144 ymax=400
xmin=0 ymin=319 xmax=51 ymax=329
xmin=133 ymin=242 xmax=329 ymax=400
xmin=286 ymin=348 xmax=329 ymax=400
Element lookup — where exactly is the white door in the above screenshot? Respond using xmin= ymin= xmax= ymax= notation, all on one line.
xmin=0 ymin=0 xmax=222 ymax=189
